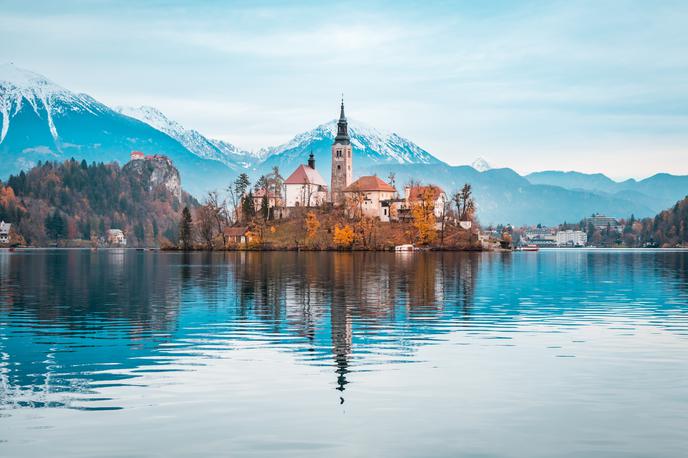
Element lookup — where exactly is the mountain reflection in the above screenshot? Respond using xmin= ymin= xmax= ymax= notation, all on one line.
xmin=1 ymin=249 xmax=686 ymax=410
xmin=0 ymin=251 xmax=480 ymax=408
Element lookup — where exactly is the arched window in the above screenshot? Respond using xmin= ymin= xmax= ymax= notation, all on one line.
xmin=337 ymin=165 xmax=341 ymax=170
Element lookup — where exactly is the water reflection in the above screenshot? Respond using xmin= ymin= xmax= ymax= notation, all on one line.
xmin=0 ymin=249 xmax=686 ymax=411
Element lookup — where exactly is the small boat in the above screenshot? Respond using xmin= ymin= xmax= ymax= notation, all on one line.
xmin=517 ymin=244 xmax=539 ymax=252
xmin=395 ymin=244 xmax=416 ymax=252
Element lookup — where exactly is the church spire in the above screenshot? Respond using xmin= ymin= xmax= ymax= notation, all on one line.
xmin=334 ymin=95 xmax=350 ymax=145
xmin=340 ymin=94 xmax=345 ymax=120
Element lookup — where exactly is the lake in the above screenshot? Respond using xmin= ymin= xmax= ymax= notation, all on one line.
xmin=1 ymin=249 xmax=687 ymax=457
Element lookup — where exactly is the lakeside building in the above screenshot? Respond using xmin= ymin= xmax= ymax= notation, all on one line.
xmin=330 ymin=99 xmax=353 ymax=205
xmin=584 ymin=213 xmax=622 ymax=231
xmin=0 ymin=221 xmax=11 ymax=244
xmin=555 ymin=230 xmax=587 ymax=247
xmin=284 ymin=153 xmax=328 ymax=208
xmin=224 ymin=226 xmax=252 ymax=245
xmin=106 ymin=229 xmax=127 ymax=246
xmin=343 ymin=176 xmax=397 ymax=219
xmin=524 ymin=227 xmax=557 ymax=247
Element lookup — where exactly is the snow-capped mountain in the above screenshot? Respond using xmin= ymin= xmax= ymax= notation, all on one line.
xmin=4 ymin=64 xmax=688 ymax=225
xmin=471 ymin=157 xmax=492 ymax=172
xmin=0 ymin=63 xmax=236 ymax=196
xmin=0 ymin=63 xmax=105 ymax=144
xmin=256 ymin=119 xmax=444 ymax=180
xmin=116 ymin=105 xmax=259 ymax=170
xmin=260 ymin=119 xmax=441 ymax=165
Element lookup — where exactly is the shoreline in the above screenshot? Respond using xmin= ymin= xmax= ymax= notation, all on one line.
xmin=4 ymin=246 xmax=688 ymax=252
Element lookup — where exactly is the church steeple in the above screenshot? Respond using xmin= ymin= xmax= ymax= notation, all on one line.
xmin=334 ymin=95 xmax=350 ymax=145
xmin=330 ymin=96 xmax=353 ymax=205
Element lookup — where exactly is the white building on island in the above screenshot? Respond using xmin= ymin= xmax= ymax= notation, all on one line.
xmin=284 ymin=153 xmax=328 ymax=208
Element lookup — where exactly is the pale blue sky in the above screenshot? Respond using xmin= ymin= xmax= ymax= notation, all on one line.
xmin=1 ymin=0 xmax=687 ymax=178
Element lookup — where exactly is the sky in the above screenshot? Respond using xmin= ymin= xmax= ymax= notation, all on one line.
xmin=1 ymin=0 xmax=687 ymax=179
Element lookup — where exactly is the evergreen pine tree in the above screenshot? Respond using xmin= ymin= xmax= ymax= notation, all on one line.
xmin=179 ymin=206 xmax=193 ymax=250
xmin=261 ymin=194 xmax=270 ymax=220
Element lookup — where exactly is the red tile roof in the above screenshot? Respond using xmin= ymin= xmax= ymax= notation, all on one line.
xmin=223 ymin=226 xmax=250 ymax=237
xmin=284 ymin=165 xmax=327 ymax=186
xmin=407 ymin=185 xmax=445 ymax=202
xmin=344 ymin=176 xmax=396 ymax=193
xmin=253 ymin=188 xmax=277 ymax=198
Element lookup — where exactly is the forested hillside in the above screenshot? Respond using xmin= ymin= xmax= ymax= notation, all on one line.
xmin=0 ymin=159 xmax=196 ymax=246
xmin=640 ymin=196 xmax=688 ymax=247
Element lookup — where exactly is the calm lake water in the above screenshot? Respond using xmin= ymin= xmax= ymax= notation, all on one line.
xmin=1 ymin=250 xmax=687 ymax=457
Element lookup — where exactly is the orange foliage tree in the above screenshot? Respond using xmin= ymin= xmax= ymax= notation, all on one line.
xmin=411 ymin=187 xmax=437 ymax=245
xmin=304 ymin=211 xmax=320 ymax=241
xmin=333 ymin=224 xmax=355 ymax=248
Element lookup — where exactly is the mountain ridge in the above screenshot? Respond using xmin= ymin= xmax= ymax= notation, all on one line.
xmin=3 ymin=63 xmax=688 ymax=225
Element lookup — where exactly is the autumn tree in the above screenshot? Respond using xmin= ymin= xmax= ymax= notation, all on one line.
xmin=411 ymin=187 xmax=437 ymax=245
xmin=304 ymin=211 xmax=320 ymax=242
xmin=354 ymin=217 xmax=376 ymax=248
xmin=333 ymin=224 xmax=355 ymax=249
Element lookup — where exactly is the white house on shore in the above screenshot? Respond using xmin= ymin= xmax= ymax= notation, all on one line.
xmin=106 ymin=229 xmax=127 ymax=247
xmin=284 ymin=153 xmax=328 ymax=208
xmin=0 ymin=221 xmax=11 ymax=244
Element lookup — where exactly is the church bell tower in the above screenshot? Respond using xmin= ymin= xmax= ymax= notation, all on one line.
xmin=330 ymin=98 xmax=352 ymax=205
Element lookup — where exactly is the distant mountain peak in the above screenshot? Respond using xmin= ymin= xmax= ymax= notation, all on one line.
xmin=0 ymin=63 xmax=100 ymax=144
xmin=0 ymin=63 xmax=63 ymax=93
xmin=471 ymin=157 xmax=491 ymax=172
xmin=115 ymin=105 xmax=259 ymax=170
xmin=259 ymin=118 xmax=443 ymax=166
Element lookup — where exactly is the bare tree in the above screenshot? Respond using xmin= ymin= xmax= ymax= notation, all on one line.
xmin=206 ymin=191 xmax=229 ymax=247
xmin=344 ymin=191 xmax=365 ymax=220
xmin=195 ymin=204 xmax=216 ymax=250
xmin=452 ymin=183 xmax=475 ymax=222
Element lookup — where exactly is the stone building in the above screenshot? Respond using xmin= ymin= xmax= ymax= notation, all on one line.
xmin=343 ymin=176 xmax=396 ymax=220
xmin=330 ymin=99 xmax=352 ymax=205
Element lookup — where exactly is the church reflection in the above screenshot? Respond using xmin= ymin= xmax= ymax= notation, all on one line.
xmin=0 ymin=250 xmax=482 ymax=407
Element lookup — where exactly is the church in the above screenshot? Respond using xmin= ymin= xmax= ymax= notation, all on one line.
xmin=283 ymin=99 xmax=354 ymax=208
xmin=284 ymin=99 xmax=432 ymax=221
